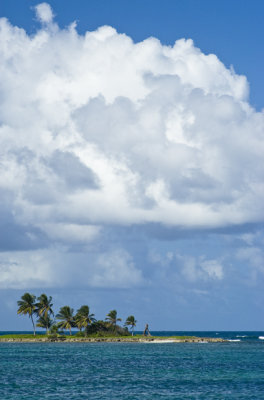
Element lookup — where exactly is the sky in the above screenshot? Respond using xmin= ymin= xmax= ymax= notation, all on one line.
xmin=0 ymin=0 xmax=264 ymax=331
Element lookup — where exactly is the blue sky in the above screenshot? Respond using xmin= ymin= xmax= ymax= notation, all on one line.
xmin=0 ymin=0 xmax=264 ymax=331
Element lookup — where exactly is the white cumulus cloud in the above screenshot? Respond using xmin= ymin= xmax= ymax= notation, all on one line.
xmin=0 ymin=5 xmax=263 ymax=241
xmin=0 ymin=3 xmax=263 ymax=289
xmin=35 ymin=3 xmax=54 ymax=24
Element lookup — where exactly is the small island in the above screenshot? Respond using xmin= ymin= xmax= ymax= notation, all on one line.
xmin=0 ymin=292 xmax=225 ymax=343
xmin=0 ymin=334 xmax=225 ymax=343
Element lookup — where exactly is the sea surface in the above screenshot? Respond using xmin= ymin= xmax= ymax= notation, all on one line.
xmin=1 ymin=331 xmax=264 ymax=399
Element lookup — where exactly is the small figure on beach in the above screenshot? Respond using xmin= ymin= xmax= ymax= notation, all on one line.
xmin=143 ymin=323 xmax=151 ymax=336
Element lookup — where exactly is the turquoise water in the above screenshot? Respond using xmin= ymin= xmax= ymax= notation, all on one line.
xmin=1 ymin=333 xmax=264 ymax=399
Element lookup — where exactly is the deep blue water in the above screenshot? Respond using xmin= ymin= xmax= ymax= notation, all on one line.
xmin=1 ymin=332 xmax=264 ymax=399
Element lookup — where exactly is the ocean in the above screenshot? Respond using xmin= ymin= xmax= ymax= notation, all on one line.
xmin=1 ymin=331 xmax=264 ymax=399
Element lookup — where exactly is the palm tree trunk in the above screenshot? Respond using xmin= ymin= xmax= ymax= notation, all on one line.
xmin=30 ymin=314 xmax=36 ymax=336
xmin=69 ymin=326 xmax=71 ymax=335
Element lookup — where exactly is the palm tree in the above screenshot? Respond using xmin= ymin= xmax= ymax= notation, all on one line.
xmin=36 ymin=294 xmax=54 ymax=319
xmin=17 ymin=293 xmax=37 ymax=336
xmin=124 ymin=315 xmax=137 ymax=336
xmin=75 ymin=305 xmax=96 ymax=336
xmin=49 ymin=324 xmax=59 ymax=335
xmin=105 ymin=310 xmax=121 ymax=329
xmin=56 ymin=306 xmax=75 ymax=335
xmin=36 ymin=314 xmax=54 ymax=334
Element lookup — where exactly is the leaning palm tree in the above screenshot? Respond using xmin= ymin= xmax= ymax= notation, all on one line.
xmin=36 ymin=314 xmax=54 ymax=334
xmin=56 ymin=306 xmax=75 ymax=335
xmin=36 ymin=294 xmax=54 ymax=319
xmin=75 ymin=305 xmax=96 ymax=336
xmin=17 ymin=293 xmax=37 ymax=336
xmin=124 ymin=315 xmax=137 ymax=336
xmin=105 ymin=310 xmax=121 ymax=329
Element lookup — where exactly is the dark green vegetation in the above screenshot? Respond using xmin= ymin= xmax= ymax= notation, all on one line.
xmin=17 ymin=292 xmax=136 ymax=337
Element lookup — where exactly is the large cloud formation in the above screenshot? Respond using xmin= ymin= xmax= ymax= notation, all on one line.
xmin=0 ymin=3 xmax=263 ymax=290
